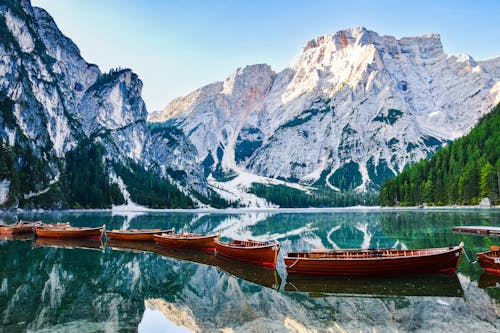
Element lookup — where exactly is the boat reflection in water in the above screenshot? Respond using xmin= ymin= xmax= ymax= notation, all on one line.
xmin=1 ymin=233 xmax=34 ymax=241
xmin=285 ymin=273 xmax=464 ymax=298
xmin=106 ymin=239 xmax=159 ymax=254
xmin=478 ymin=272 xmax=500 ymax=289
xmin=215 ymin=255 xmax=281 ymax=290
xmin=34 ymin=237 xmax=104 ymax=251
xmin=151 ymin=246 xmax=217 ymax=267
xmin=106 ymin=239 xmax=217 ymax=267
xmin=106 ymin=239 xmax=281 ymax=289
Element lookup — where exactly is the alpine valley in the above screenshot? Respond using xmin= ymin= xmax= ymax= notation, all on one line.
xmin=1 ymin=0 xmax=500 ymax=209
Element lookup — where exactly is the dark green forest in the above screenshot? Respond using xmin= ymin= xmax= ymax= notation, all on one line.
xmin=0 ymin=137 xmax=198 ymax=209
xmin=113 ymin=162 xmax=194 ymax=209
xmin=380 ymin=104 xmax=500 ymax=206
xmin=249 ymin=183 xmax=379 ymax=208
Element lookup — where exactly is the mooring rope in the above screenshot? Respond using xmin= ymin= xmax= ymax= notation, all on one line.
xmin=286 ymin=257 xmax=300 ymax=269
xmin=462 ymin=247 xmax=477 ymax=264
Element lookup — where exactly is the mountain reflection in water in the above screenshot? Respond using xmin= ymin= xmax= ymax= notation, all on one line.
xmin=0 ymin=210 xmax=499 ymax=332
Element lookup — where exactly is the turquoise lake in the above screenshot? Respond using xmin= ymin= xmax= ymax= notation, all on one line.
xmin=0 ymin=209 xmax=499 ymax=332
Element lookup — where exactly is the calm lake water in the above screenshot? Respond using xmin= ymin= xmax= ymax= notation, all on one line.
xmin=1 ymin=209 xmax=499 ymax=332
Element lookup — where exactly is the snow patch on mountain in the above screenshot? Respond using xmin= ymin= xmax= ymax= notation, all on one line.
xmin=4 ymin=10 xmax=35 ymax=53
xmin=152 ymin=27 xmax=500 ymax=196
xmin=0 ymin=180 xmax=10 ymax=205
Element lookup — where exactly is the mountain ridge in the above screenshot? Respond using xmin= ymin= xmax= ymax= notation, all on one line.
xmin=2 ymin=1 xmax=499 ymax=208
xmin=150 ymin=27 xmax=500 ymax=196
xmin=0 ymin=0 xmax=209 ymax=208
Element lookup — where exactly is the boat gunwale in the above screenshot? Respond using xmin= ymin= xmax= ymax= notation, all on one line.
xmin=476 ymin=249 xmax=500 ymax=257
xmin=214 ymin=239 xmax=279 ymax=250
xmin=153 ymin=233 xmax=216 ymax=240
xmin=284 ymin=245 xmax=462 ymax=262
xmin=107 ymin=228 xmax=173 ymax=235
xmin=36 ymin=226 xmax=104 ymax=232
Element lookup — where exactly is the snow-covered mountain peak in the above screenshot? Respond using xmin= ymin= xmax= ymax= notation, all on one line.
xmin=148 ymin=64 xmax=275 ymax=124
xmin=151 ymin=27 xmax=499 ymax=196
xmin=303 ymin=28 xmax=443 ymax=57
xmin=221 ymin=64 xmax=275 ymax=99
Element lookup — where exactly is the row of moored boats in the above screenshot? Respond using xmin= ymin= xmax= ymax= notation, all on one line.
xmin=1 ymin=221 xmax=499 ymax=276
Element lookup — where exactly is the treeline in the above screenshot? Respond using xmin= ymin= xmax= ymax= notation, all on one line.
xmin=249 ymin=183 xmax=379 ymax=208
xmin=64 ymin=140 xmax=125 ymax=208
xmin=380 ymin=104 xmax=500 ymax=206
xmin=113 ymin=162 xmax=194 ymax=209
xmin=1 ymin=136 xmax=198 ymax=209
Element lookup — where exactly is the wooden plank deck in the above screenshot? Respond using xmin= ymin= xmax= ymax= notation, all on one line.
xmin=452 ymin=226 xmax=500 ymax=236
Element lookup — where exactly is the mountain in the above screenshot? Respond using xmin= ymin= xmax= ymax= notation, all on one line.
xmin=0 ymin=0 xmax=209 ymax=208
xmin=2 ymin=1 xmax=499 ymax=209
xmin=150 ymin=27 xmax=500 ymax=198
xmin=380 ymin=103 xmax=500 ymax=206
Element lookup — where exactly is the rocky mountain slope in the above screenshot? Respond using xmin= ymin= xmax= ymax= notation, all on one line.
xmin=150 ymin=27 xmax=500 ymax=194
xmin=0 ymin=0 xmax=207 ymax=208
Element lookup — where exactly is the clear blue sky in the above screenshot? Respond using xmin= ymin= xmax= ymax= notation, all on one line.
xmin=32 ymin=0 xmax=500 ymax=112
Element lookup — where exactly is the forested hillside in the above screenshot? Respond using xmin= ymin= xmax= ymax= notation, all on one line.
xmin=380 ymin=104 xmax=500 ymax=206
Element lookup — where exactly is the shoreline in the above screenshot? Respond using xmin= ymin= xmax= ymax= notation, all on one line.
xmin=1 ymin=205 xmax=498 ymax=215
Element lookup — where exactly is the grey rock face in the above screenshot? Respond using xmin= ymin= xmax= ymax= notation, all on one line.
xmin=0 ymin=0 xmax=207 ymax=206
xmin=152 ymin=27 xmax=500 ymax=193
xmin=478 ymin=197 xmax=493 ymax=208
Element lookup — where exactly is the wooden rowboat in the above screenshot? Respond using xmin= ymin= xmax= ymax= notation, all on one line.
xmin=36 ymin=225 xmax=105 ymax=240
xmin=153 ymin=233 xmax=216 ymax=251
xmin=106 ymin=228 xmax=173 ymax=241
xmin=477 ymin=249 xmax=500 ymax=275
xmin=285 ymin=243 xmax=464 ymax=276
xmin=0 ymin=221 xmax=41 ymax=235
xmin=214 ymin=239 xmax=280 ymax=268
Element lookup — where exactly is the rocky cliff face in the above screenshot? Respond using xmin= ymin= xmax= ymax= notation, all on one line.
xmin=0 ymin=0 xmax=207 ymax=208
xmin=151 ymin=27 xmax=500 ymax=193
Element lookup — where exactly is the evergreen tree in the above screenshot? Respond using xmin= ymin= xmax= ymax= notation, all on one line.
xmin=380 ymin=104 xmax=500 ymax=206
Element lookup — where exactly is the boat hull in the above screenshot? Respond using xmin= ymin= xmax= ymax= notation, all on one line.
xmin=106 ymin=229 xmax=172 ymax=241
xmin=214 ymin=240 xmax=279 ymax=268
xmin=153 ymin=234 xmax=215 ymax=251
xmin=0 ymin=225 xmax=34 ymax=235
xmin=36 ymin=227 xmax=104 ymax=240
xmin=477 ymin=250 xmax=500 ymax=275
xmin=285 ymin=246 xmax=463 ymax=276
xmin=0 ymin=222 xmax=39 ymax=235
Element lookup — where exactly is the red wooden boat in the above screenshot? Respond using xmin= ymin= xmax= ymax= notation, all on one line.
xmin=477 ymin=249 xmax=500 ymax=275
xmin=106 ymin=228 xmax=173 ymax=241
xmin=285 ymin=243 xmax=464 ymax=276
xmin=36 ymin=225 xmax=105 ymax=240
xmin=0 ymin=221 xmax=41 ymax=235
xmin=153 ymin=233 xmax=216 ymax=251
xmin=214 ymin=238 xmax=280 ymax=268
